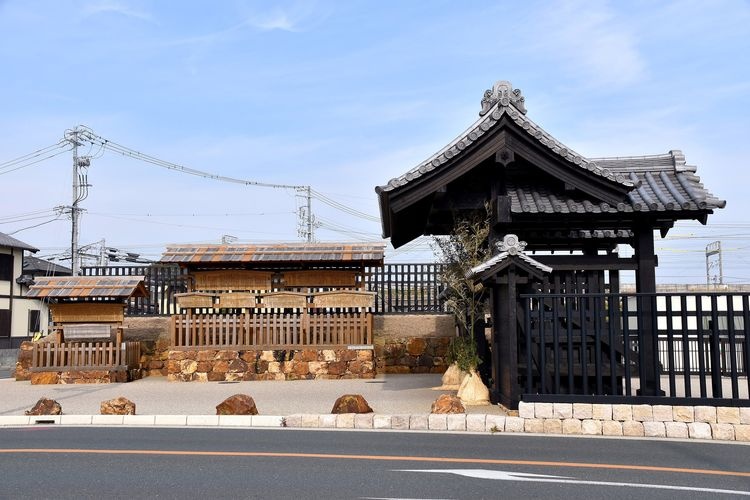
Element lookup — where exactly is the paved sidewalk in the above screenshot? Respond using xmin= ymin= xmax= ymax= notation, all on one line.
xmin=0 ymin=374 xmax=503 ymax=417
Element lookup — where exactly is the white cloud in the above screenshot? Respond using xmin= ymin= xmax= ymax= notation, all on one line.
xmin=244 ymin=11 xmax=298 ymax=32
xmin=81 ymin=1 xmax=154 ymax=23
xmin=532 ymin=0 xmax=646 ymax=88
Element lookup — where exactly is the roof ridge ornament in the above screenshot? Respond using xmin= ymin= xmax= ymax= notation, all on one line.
xmin=497 ymin=234 xmax=527 ymax=255
xmin=480 ymin=80 xmax=527 ymax=116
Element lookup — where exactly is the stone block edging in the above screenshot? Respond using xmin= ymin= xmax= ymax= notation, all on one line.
xmin=1 ymin=402 xmax=748 ymax=442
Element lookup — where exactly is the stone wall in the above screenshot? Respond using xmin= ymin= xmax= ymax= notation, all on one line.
xmin=29 ymin=368 xmax=141 ymax=385
xmin=15 ymin=341 xmax=32 ymax=381
xmin=123 ymin=317 xmax=171 ymax=377
xmin=167 ymin=348 xmax=375 ymax=381
xmin=373 ymin=314 xmax=454 ymax=373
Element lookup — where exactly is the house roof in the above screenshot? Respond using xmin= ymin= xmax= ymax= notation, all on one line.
xmin=26 ymin=276 xmax=148 ymax=299
xmin=505 ymin=150 xmax=725 ymax=214
xmin=159 ymin=242 xmax=386 ymax=267
xmin=23 ymin=256 xmax=72 ymax=276
xmin=0 ymin=232 xmax=38 ymax=253
xmin=468 ymin=235 xmax=552 ymax=282
xmin=378 ymin=80 xmax=634 ymax=194
xmin=376 ymin=80 xmax=725 ymax=247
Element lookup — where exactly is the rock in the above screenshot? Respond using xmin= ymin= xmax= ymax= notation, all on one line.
xmin=331 ymin=394 xmax=373 ymax=414
xmin=100 ymin=397 xmax=136 ymax=415
xmin=406 ymin=338 xmax=427 ymax=356
xmin=30 ymin=372 xmax=60 ymax=385
xmin=436 ymin=363 xmax=466 ymax=390
xmin=430 ymin=394 xmax=465 ymax=414
xmin=216 ymin=394 xmax=259 ymax=415
xmin=457 ymin=370 xmax=490 ymax=406
xmin=25 ymin=398 xmax=62 ymax=415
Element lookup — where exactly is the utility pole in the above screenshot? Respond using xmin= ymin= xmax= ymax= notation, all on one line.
xmin=306 ymin=185 xmax=313 ymax=243
xmin=296 ymin=186 xmax=315 ymax=242
xmin=65 ymin=126 xmax=91 ymax=275
xmin=706 ymin=241 xmax=723 ymax=288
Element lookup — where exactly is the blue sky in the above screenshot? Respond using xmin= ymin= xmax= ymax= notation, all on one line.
xmin=0 ymin=0 xmax=748 ymax=283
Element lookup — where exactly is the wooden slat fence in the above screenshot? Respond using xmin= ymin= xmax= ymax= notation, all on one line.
xmin=172 ymin=312 xmax=372 ymax=349
xmin=30 ymin=341 xmax=141 ymax=371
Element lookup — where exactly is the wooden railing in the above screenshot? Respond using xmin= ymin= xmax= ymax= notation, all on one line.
xmin=30 ymin=341 xmax=141 ymax=371
xmin=171 ymin=312 xmax=373 ymax=349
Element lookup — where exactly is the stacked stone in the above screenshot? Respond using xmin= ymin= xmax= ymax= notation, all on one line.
xmin=377 ymin=337 xmax=450 ymax=374
xmin=14 ymin=341 xmax=33 ymax=381
xmin=29 ymin=369 xmax=132 ymax=384
xmin=516 ymin=402 xmax=750 ymax=441
xmin=138 ymin=338 xmax=170 ymax=377
xmin=166 ymin=349 xmax=375 ymax=382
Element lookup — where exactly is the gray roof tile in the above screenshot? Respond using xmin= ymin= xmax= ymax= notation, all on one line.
xmin=0 ymin=232 xmax=38 ymax=252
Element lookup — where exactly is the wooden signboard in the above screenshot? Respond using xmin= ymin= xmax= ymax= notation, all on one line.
xmin=282 ymin=270 xmax=358 ymax=288
xmin=50 ymin=303 xmax=126 ymax=324
xmin=217 ymin=292 xmax=258 ymax=308
xmin=193 ymin=270 xmax=273 ymax=291
xmin=175 ymin=292 xmax=215 ymax=309
xmin=259 ymin=291 xmax=308 ymax=309
xmin=311 ymin=290 xmax=375 ymax=309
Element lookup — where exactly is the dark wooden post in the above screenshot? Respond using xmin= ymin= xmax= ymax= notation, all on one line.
xmin=634 ymin=225 xmax=663 ymax=396
xmin=490 ymin=264 xmax=521 ymax=409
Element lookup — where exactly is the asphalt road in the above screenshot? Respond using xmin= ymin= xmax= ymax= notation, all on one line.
xmin=0 ymin=428 xmax=748 ymax=499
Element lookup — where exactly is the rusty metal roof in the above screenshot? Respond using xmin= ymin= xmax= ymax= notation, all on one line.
xmin=159 ymin=242 xmax=386 ymax=266
xmin=26 ymin=276 xmax=148 ymax=299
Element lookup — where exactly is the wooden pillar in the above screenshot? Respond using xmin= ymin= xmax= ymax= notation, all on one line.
xmin=634 ymin=225 xmax=662 ymax=396
xmin=491 ymin=266 xmax=519 ymax=408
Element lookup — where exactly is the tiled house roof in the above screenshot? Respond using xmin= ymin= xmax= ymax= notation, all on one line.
xmin=377 ymin=81 xmax=725 ymax=217
xmin=26 ymin=276 xmax=147 ymax=299
xmin=0 ymin=232 xmax=38 ymax=252
xmin=160 ymin=242 xmax=385 ymax=266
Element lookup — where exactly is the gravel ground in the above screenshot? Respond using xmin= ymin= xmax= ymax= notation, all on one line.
xmin=0 ymin=374 xmax=505 ymax=416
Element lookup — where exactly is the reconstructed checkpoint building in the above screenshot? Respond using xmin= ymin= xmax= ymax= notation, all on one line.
xmin=377 ymin=80 xmax=726 ymax=407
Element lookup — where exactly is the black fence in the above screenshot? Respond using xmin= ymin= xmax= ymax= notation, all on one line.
xmin=81 ymin=265 xmax=186 ymax=316
xmin=520 ymin=292 xmax=750 ymax=404
xmin=81 ymin=263 xmax=447 ymax=315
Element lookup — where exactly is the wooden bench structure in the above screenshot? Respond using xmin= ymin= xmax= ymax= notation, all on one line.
xmin=161 ymin=242 xmax=384 ymax=349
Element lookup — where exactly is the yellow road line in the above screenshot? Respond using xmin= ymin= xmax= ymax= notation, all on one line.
xmin=1 ymin=448 xmax=749 ymax=478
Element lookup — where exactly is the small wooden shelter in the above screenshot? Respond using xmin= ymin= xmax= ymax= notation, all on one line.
xmin=160 ymin=242 xmax=385 ymax=349
xmin=23 ymin=276 xmax=147 ymax=383
xmin=27 ymin=276 xmax=148 ymax=342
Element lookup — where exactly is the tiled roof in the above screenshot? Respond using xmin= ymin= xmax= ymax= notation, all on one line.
xmin=26 ymin=276 xmax=147 ymax=299
xmin=23 ymin=256 xmax=72 ymax=276
xmin=379 ymin=80 xmax=635 ymax=194
xmin=468 ymin=252 xmax=552 ymax=280
xmin=160 ymin=242 xmax=386 ymax=265
xmin=506 ymin=150 xmax=725 ymax=214
xmin=0 ymin=232 xmax=38 ymax=252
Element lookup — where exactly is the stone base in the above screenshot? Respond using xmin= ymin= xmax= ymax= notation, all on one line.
xmin=167 ymin=348 xmax=375 ymax=382
xmin=30 ymin=368 xmax=141 ymax=384
xmin=375 ymin=337 xmax=451 ymax=374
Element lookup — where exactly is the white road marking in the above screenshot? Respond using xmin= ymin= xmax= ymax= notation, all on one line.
xmin=398 ymin=469 xmax=750 ymax=496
